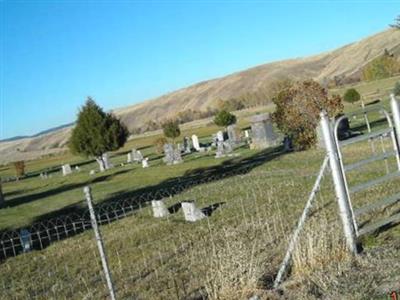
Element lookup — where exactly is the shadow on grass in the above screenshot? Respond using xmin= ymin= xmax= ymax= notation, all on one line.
xmin=350 ymin=117 xmax=389 ymax=133
xmin=3 ymin=169 xmax=132 ymax=208
xmin=0 ymin=146 xmax=285 ymax=259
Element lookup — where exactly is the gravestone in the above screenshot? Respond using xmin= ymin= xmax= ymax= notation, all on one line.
xmin=183 ymin=137 xmax=192 ymax=153
xmin=215 ymin=141 xmax=234 ymax=158
xmin=134 ymin=150 xmax=143 ymax=162
xmin=142 ymin=157 xmax=149 ymax=168
xmin=244 ymin=130 xmax=250 ymax=138
xmin=216 ymin=131 xmax=224 ymax=142
xmin=215 ymin=141 xmax=225 ymax=158
xmin=181 ymin=201 xmax=206 ymax=222
xmin=20 ymin=229 xmax=31 ymax=252
xmin=283 ymin=136 xmax=293 ymax=152
xmin=227 ymin=124 xmax=239 ymax=143
xmin=151 ymin=200 xmax=170 ymax=218
xmin=249 ymin=113 xmax=279 ymax=150
xmin=223 ymin=141 xmax=233 ymax=153
xmin=75 ymin=166 xmax=80 ymax=172
xmin=89 ymin=170 xmax=96 ymax=176
xmin=102 ymin=153 xmax=113 ymax=170
xmin=61 ymin=164 xmax=72 ymax=176
xmin=127 ymin=152 xmax=132 ymax=163
xmin=173 ymin=148 xmax=183 ymax=164
xmin=211 ymin=134 xmax=218 ymax=147
xmin=191 ymin=135 xmax=201 ymax=151
xmin=163 ymin=144 xmax=174 ymax=165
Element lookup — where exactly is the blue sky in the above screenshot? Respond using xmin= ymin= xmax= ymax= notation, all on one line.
xmin=1 ymin=1 xmax=399 ymax=139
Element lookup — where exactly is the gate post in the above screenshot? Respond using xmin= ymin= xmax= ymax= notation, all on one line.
xmin=390 ymin=94 xmax=400 ymax=153
xmin=319 ymin=111 xmax=358 ymax=254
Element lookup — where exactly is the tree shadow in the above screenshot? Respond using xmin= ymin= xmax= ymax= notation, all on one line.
xmin=350 ymin=117 xmax=389 ymax=133
xmin=3 ymin=169 xmax=132 ymax=208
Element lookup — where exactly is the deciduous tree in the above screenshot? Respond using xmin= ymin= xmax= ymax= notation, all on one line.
xmin=272 ymin=80 xmax=343 ymax=150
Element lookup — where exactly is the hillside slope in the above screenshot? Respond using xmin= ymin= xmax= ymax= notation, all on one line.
xmin=1 ymin=29 xmax=399 ymax=164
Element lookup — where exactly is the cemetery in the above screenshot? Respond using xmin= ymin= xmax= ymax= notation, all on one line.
xmin=0 ymin=87 xmax=399 ymax=299
xmin=2 ymin=6 xmax=400 ymax=296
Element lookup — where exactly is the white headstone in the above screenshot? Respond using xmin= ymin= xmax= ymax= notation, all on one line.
xmin=216 ymin=131 xmax=224 ymax=142
xmin=181 ymin=202 xmax=206 ymax=222
xmin=75 ymin=166 xmax=80 ymax=172
xmin=61 ymin=164 xmax=72 ymax=176
xmin=191 ymin=135 xmax=201 ymax=151
xmin=142 ymin=157 xmax=149 ymax=168
xmin=89 ymin=170 xmax=96 ymax=176
xmin=151 ymin=200 xmax=170 ymax=218
xmin=244 ymin=130 xmax=250 ymax=138
xmin=127 ymin=152 xmax=132 ymax=163
xmin=102 ymin=153 xmax=113 ymax=169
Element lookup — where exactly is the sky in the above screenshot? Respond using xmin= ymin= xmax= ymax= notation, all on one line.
xmin=1 ymin=0 xmax=399 ymax=139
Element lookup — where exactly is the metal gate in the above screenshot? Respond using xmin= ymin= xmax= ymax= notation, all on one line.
xmin=332 ymin=95 xmax=400 ymax=239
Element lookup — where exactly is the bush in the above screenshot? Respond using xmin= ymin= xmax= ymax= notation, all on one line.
xmin=272 ymin=80 xmax=343 ymax=150
xmin=343 ymin=88 xmax=361 ymax=104
xmin=14 ymin=161 xmax=25 ymax=178
xmin=214 ymin=110 xmax=237 ymax=128
xmin=162 ymin=120 xmax=181 ymax=142
xmin=154 ymin=137 xmax=168 ymax=154
xmin=393 ymin=82 xmax=400 ymax=96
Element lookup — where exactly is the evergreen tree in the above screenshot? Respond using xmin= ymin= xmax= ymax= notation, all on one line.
xmin=390 ymin=15 xmax=400 ymax=29
xmin=69 ymin=97 xmax=129 ymax=171
xmin=343 ymin=88 xmax=361 ymax=104
xmin=214 ymin=110 xmax=237 ymax=128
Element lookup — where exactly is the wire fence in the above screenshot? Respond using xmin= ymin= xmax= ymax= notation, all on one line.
xmin=0 ymin=154 xmax=307 ymax=261
xmin=0 ymin=167 xmax=338 ymax=299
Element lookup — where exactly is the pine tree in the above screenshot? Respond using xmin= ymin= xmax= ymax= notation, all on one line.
xmin=69 ymin=97 xmax=129 ymax=171
xmin=214 ymin=110 xmax=237 ymax=128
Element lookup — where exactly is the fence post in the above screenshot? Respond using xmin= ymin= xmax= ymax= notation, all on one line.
xmin=273 ymin=155 xmax=329 ymax=288
xmin=390 ymin=94 xmax=400 ymax=154
xmin=84 ymin=186 xmax=116 ymax=300
xmin=319 ymin=111 xmax=358 ymax=254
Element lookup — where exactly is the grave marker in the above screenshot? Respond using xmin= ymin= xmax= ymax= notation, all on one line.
xmin=191 ymin=135 xmax=201 ymax=151
xmin=61 ymin=164 xmax=72 ymax=176
xmin=151 ymin=200 xmax=170 ymax=218
xmin=20 ymin=229 xmax=31 ymax=252
xmin=249 ymin=113 xmax=279 ymax=150
xmin=181 ymin=201 xmax=206 ymax=222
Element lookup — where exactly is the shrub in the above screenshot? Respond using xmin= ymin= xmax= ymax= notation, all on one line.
xmin=393 ymin=82 xmax=400 ymax=96
xmin=14 ymin=161 xmax=25 ymax=178
xmin=343 ymin=88 xmax=361 ymax=104
xmin=272 ymin=80 xmax=343 ymax=150
xmin=154 ymin=137 xmax=168 ymax=154
xmin=214 ymin=110 xmax=237 ymax=128
xmin=162 ymin=120 xmax=181 ymax=142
